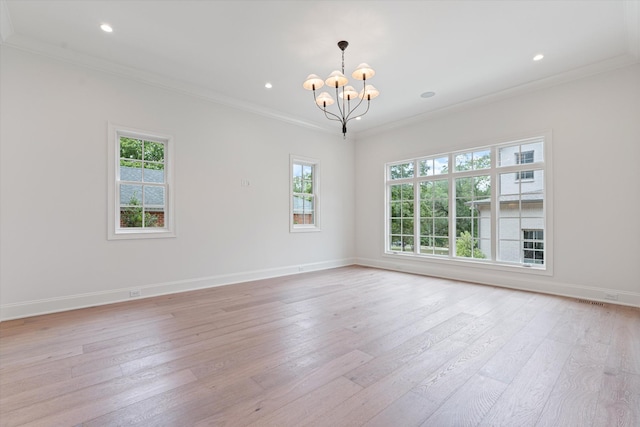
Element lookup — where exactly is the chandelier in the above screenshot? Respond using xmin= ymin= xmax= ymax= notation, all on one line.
xmin=303 ymin=41 xmax=379 ymax=138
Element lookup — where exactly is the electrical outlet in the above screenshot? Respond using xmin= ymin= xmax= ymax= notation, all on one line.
xmin=604 ymin=293 xmax=618 ymax=301
xmin=129 ymin=290 xmax=141 ymax=298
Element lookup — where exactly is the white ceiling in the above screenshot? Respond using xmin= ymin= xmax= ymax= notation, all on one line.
xmin=1 ymin=0 xmax=639 ymax=137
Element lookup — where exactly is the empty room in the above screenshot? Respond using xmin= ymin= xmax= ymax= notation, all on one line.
xmin=0 ymin=1 xmax=639 ymax=426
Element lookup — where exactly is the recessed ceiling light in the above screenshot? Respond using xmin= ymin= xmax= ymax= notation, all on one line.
xmin=355 ymin=117 xmax=362 ymax=121
xmin=264 ymin=82 xmax=273 ymax=89
xmin=420 ymin=91 xmax=436 ymax=98
xmin=533 ymin=54 xmax=544 ymax=61
xmin=100 ymin=23 xmax=113 ymax=33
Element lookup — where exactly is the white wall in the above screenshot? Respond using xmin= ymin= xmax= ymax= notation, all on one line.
xmin=355 ymin=64 xmax=640 ymax=306
xmin=2 ymin=46 xmax=638 ymax=320
xmin=0 ymin=46 xmax=356 ymax=320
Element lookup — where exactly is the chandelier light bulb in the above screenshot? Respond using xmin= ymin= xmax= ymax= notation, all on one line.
xmin=303 ymin=74 xmax=324 ymax=91
xmin=339 ymin=86 xmax=359 ymax=101
xmin=359 ymin=85 xmax=380 ymax=100
xmin=352 ymin=63 xmax=375 ymax=80
xmin=315 ymin=92 xmax=335 ymax=107
xmin=325 ymin=71 xmax=348 ymax=88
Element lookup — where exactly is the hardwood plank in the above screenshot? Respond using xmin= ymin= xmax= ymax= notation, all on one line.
xmin=192 ymin=350 xmax=372 ymax=426
xmin=479 ymin=338 xmax=573 ymax=426
xmin=83 ymin=378 xmax=263 ymax=427
xmin=478 ymin=295 xmax=563 ymax=384
xmin=409 ymin=310 xmax=527 ymax=410
xmin=348 ymin=312 xmax=476 ymax=388
xmin=250 ymin=334 xmax=368 ymax=390
xmin=606 ymin=306 xmax=640 ymax=376
xmin=535 ymin=341 xmax=609 ymax=427
xmin=592 ymin=371 xmax=640 ymax=427
xmin=0 ymin=365 xmax=123 ymax=414
xmin=547 ymin=300 xmax=594 ymax=344
xmin=354 ymin=285 xmax=488 ymax=358
xmin=245 ymin=376 xmax=362 ymax=427
xmin=1 ymin=368 xmax=197 ymax=426
xmin=303 ymin=338 xmax=468 ymax=427
xmin=420 ymin=374 xmax=507 ymax=427
xmin=189 ymin=328 xmax=361 ymax=383
xmin=362 ymin=389 xmax=435 ymax=427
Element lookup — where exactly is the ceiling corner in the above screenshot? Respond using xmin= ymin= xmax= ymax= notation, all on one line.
xmin=624 ymin=0 xmax=640 ymax=59
xmin=0 ymin=0 xmax=15 ymax=44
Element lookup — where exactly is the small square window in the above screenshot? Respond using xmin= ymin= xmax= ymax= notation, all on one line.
xmin=515 ymin=150 xmax=534 ymax=181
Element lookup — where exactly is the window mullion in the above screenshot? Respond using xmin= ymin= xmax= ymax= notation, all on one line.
xmin=414 ymin=161 xmax=419 ymax=255
xmin=490 ymin=146 xmax=497 ymax=261
xmin=449 ymin=153 xmax=455 ymax=258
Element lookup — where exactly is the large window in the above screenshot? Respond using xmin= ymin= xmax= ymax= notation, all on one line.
xmin=108 ymin=124 xmax=175 ymax=239
xmin=386 ymin=136 xmax=548 ymax=271
xmin=290 ymin=155 xmax=320 ymax=232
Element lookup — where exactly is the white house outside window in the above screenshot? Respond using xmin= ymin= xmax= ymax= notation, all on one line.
xmin=386 ymin=136 xmax=549 ymax=272
xmin=108 ymin=124 xmax=175 ymax=240
xmin=515 ymin=150 xmax=534 ymax=180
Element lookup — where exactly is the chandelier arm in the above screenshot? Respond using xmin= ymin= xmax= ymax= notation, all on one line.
xmin=346 ymin=99 xmax=371 ymax=122
xmin=344 ymin=79 xmax=368 ymax=121
xmin=314 ymin=102 xmax=343 ymax=122
xmin=311 ymin=89 xmax=343 ymax=121
xmin=334 ymin=85 xmax=346 ymax=122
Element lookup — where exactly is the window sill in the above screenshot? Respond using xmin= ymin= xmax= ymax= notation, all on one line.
xmin=290 ymin=226 xmax=322 ymax=233
xmin=383 ymin=250 xmax=552 ymax=276
xmin=109 ymin=228 xmax=176 ymax=240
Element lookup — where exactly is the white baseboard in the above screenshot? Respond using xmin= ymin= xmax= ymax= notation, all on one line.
xmin=355 ymin=257 xmax=640 ymax=308
xmin=3 ymin=256 xmax=636 ymax=321
xmin=0 ymin=258 xmax=356 ymax=321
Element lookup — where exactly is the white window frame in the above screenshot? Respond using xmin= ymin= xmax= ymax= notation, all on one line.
xmin=384 ymin=134 xmax=552 ymax=275
xmin=290 ymin=155 xmax=321 ymax=233
xmin=108 ymin=123 xmax=175 ymax=240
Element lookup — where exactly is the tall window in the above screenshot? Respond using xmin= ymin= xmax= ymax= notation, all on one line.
xmin=108 ymin=124 xmax=175 ymax=239
xmin=385 ymin=136 xmax=548 ymax=271
xmin=290 ymin=155 xmax=320 ymax=232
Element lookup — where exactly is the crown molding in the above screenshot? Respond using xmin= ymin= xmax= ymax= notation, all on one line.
xmin=358 ymin=51 xmax=640 ymax=140
xmin=2 ymin=32 xmax=334 ymax=136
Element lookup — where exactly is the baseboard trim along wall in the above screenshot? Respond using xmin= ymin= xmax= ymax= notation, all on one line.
xmin=0 ymin=258 xmax=355 ymax=321
xmin=2 ymin=257 xmax=637 ymax=321
xmin=355 ymin=257 xmax=640 ymax=309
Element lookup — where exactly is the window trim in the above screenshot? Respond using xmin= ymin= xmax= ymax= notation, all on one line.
xmin=108 ymin=123 xmax=176 ymax=240
xmin=290 ymin=155 xmax=321 ymax=233
xmin=384 ymin=133 xmax=552 ymax=276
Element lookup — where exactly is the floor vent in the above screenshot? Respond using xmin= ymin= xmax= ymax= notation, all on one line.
xmin=576 ymin=299 xmax=605 ymax=307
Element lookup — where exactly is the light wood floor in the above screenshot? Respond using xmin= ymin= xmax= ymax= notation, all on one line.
xmin=1 ymin=266 xmax=639 ymax=427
